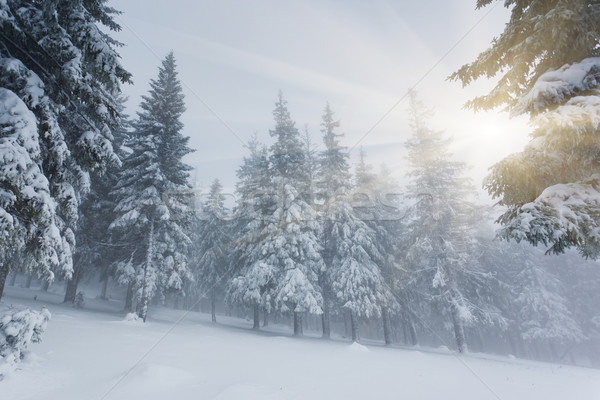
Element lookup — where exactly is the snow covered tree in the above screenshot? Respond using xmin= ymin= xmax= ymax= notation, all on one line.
xmin=0 ymin=90 xmax=61 ymax=300
xmin=450 ymin=1 xmax=600 ymax=258
xmin=229 ymin=93 xmax=323 ymax=336
xmin=109 ymin=53 xmax=193 ymax=321
xmin=353 ymin=152 xmax=403 ymax=344
xmin=482 ymin=237 xmax=586 ymax=359
xmin=226 ymin=137 xmax=275 ymax=329
xmin=192 ymin=179 xmax=232 ymax=322
xmin=266 ymin=93 xmax=324 ymax=335
xmin=514 ymin=257 xmax=585 ymax=353
xmin=399 ymin=91 xmax=491 ymax=353
xmin=317 ymin=104 xmax=393 ymax=342
xmin=64 ymin=96 xmax=130 ymax=303
xmin=0 ymin=0 xmax=130 ymax=300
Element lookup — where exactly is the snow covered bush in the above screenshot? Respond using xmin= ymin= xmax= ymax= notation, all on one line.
xmin=0 ymin=307 xmax=51 ymax=376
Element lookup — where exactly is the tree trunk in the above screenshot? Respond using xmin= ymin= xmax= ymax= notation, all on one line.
xmin=294 ymin=311 xmax=303 ymax=336
xmin=41 ymin=279 xmax=50 ymax=292
xmin=321 ymin=303 xmax=331 ymax=339
xmin=25 ymin=274 xmax=33 ymax=288
xmin=350 ymin=312 xmax=359 ymax=342
xmin=405 ymin=312 xmax=418 ymax=345
xmin=476 ymin=328 xmax=486 ymax=353
xmin=0 ymin=263 xmax=9 ymax=301
xmin=321 ymin=309 xmax=331 ymax=339
xmin=451 ymin=302 xmax=468 ymax=353
xmin=253 ymin=303 xmax=260 ymax=330
xmin=344 ymin=313 xmax=350 ymax=337
xmin=382 ymin=307 xmax=392 ymax=345
xmin=263 ymin=310 xmax=269 ymax=327
xmin=211 ymin=289 xmax=217 ymax=323
xmin=124 ymin=282 xmax=134 ymax=312
xmin=100 ymin=275 xmax=109 ymax=300
xmin=138 ymin=217 xmax=154 ymax=323
xmin=64 ymin=264 xmax=83 ymax=303
xmin=9 ymin=272 xmax=17 ymax=287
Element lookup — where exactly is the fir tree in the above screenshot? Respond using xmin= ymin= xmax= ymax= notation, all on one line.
xmin=450 ymin=0 xmax=600 ymax=258
xmin=109 ymin=53 xmax=193 ymax=321
xmin=317 ymin=104 xmax=392 ymax=342
xmin=400 ymin=91 xmax=489 ymax=353
xmin=192 ymin=179 xmax=232 ymax=322
xmin=230 ymin=93 xmax=323 ymax=336
xmin=0 ymin=0 xmax=130 ymax=300
xmin=353 ymin=150 xmax=402 ymax=344
xmin=64 ymin=96 xmax=130 ymax=303
xmin=226 ymin=137 xmax=275 ymax=329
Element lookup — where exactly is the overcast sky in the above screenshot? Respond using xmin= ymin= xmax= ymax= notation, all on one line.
xmin=110 ymin=0 xmax=530 ymax=200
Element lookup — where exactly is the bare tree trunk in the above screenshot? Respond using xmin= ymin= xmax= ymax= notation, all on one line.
xmin=253 ymin=303 xmax=260 ymax=330
xmin=451 ymin=302 xmax=468 ymax=353
xmin=211 ymin=289 xmax=217 ymax=323
xmin=350 ymin=312 xmax=359 ymax=343
xmin=25 ymin=274 xmax=33 ymax=288
xmin=382 ymin=307 xmax=392 ymax=345
xmin=8 ymin=272 xmax=17 ymax=287
xmin=124 ymin=282 xmax=134 ymax=312
xmin=100 ymin=275 xmax=109 ymax=300
xmin=64 ymin=264 xmax=83 ymax=303
xmin=404 ymin=312 xmax=418 ymax=345
xmin=263 ymin=310 xmax=269 ymax=327
xmin=344 ymin=313 xmax=350 ymax=337
xmin=322 ymin=296 xmax=330 ymax=339
xmin=0 ymin=263 xmax=9 ymax=301
xmin=41 ymin=279 xmax=50 ymax=292
xmin=138 ymin=217 xmax=154 ymax=323
xmin=294 ymin=311 xmax=303 ymax=336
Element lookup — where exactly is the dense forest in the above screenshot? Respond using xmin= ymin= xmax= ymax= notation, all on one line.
xmin=2 ymin=0 xmax=600 ymax=375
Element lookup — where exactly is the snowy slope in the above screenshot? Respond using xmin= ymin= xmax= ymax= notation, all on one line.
xmin=1 ymin=287 xmax=599 ymax=400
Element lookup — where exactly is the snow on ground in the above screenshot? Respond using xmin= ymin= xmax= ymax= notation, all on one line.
xmin=2 ymin=286 xmax=600 ymax=400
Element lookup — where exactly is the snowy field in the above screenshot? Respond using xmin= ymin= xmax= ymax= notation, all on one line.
xmin=2 ymin=286 xmax=599 ymax=400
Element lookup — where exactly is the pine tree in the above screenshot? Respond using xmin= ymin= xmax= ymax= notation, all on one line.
xmin=400 ymin=91 xmax=489 ymax=353
xmin=353 ymin=152 xmax=403 ymax=344
xmin=230 ymin=93 xmax=323 ymax=336
xmin=226 ymin=137 xmax=275 ymax=330
xmin=450 ymin=1 xmax=600 ymax=258
xmin=0 ymin=0 xmax=130 ymax=300
xmin=317 ymin=104 xmax=392 ymax=342
xmin=267 ymin=93 xmax=324 ymax=335
xmin=192 ymin=179 xmax=232 ymax=322
xmin=64 ymin=96 xmax=130 ymax=303
xmin=483 ymin=238 xmax=585 ymax=359
xmin=0 ymin=89 xmax=61 ymax=300
xmin=109 ymin=53 xmax=193 ymax=321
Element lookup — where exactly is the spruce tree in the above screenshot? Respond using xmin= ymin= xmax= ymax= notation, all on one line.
xmin=110 ymin=53 xmax=193 ymax=321
xmin=64 ymin=96 xmax=130 ymax=303
xmin=267 ymin=93 xmax=324 ymax=335
xmin=450 ymin=0 xmax=600 ymax=258
xmin=317 ymin=104 xmax=392 ymax=342
xmin=0 ymin=0 xmax=130 ymax=300
xmin=192 ymin=179 xmax=232 ymax=322
xmin=226 ymin=137 xmax=275 ymax=330
xmin=230 ymin=93 xmax=323 ymax=335
xmin=400 ymin=91 xmax=489 ymax=353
